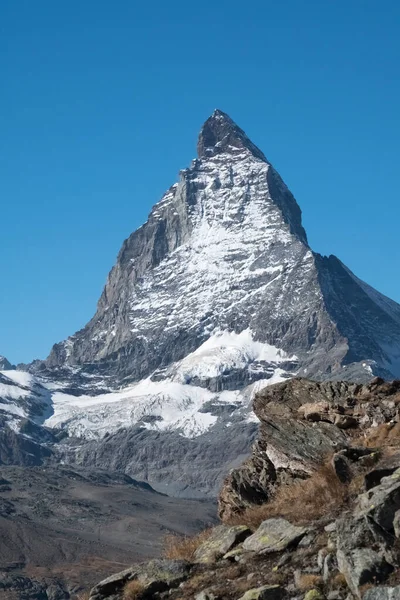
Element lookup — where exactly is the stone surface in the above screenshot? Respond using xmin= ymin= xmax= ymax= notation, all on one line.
xmin=193 ymin=525 xmax=251 ymax=563
xmin=238 ymin=585 xmax=284 ymax=600
xmin=304 ymin=591 xmax=325 ymax=600
xmin=331 ymin=454 xmax=352 ymax=483
xmin=41 ymin=111 xmax=400 ymax=386
xmin=363 ymin=587 xmax=400 ymax=600
xmin=195 ymin=591 xmax=217 ymax=600
xmin=90 ymin=559 xmax=192 ymax=599
xmin=364 ymin=452 xmax=400 ymax=491
xmin=394 ymin=509 xmax=400 ymax=538
xmin=242 ymin=518 xmax=307 ymax=554
xmin=357 ymin=469 xmax=400 ymax=531
xmin=336 ymin=516 xmax=394 ymax=597
xmin=219 ymin=378 xmax=400 ymax=520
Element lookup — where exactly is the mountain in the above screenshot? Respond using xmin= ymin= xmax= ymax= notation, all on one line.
xmin=0 ymin=465 xmax=215 ymax=596
xmin=43 ymin=109 xmax=400 ymax=382
xmin=0 ymin=356 xmax=13 ymax=370
xmin=2 ymin=109 xmax=400 ymax=496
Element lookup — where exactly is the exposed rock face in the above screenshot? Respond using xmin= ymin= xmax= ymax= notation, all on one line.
xmin=241 ymin=518 xmax=307 ymax=553
xmin=89 ymin=559 xmax=192 ymax=600
xmin=336 ymin=516 xmax=394 ymax=597
xmin=39 ymin=109 xmax=400 ymax=384
xmin=0 ymin=356 xmax=13 ymax=370
xmin=193 ymin=525 xmax=251 ymax=564
xmin=218 ymin=377 xmax=400 ymax=520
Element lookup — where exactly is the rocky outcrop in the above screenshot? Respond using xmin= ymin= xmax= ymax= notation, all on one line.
xmin=219 ymin=377 xmax=400 ymax=520
xmin=193 ymin=525 xmax=251 ymax=564
xmin=90 ymin=559 xmax=192 ymax=600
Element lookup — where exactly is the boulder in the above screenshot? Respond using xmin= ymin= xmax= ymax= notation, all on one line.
xmin=357 ymin=469 xmax=400 ymax=531
xmin=331 ymin=453 xmax=352 ymax=483
xmin=334 ymin=415 xmax=358 ymax=429
xmin=89 ymin=559 xmax=192 ymax=599
xmin=193 ymin=525 xmax=251 ymax=563
xmin=242 ymin=518 xmax=307 ymax=554
xmin=238 ymin=585 xmax=284 ymax=600
xmin=394 ymin=509 xmax=400 ymax=538
xmin=363 ymin=587 xmax=400 ymax=600
xmin=364 ymin=452 xmax=400 ymax=491
xmin=298 ymin=402 xmax=331 ymax=421
xmin=336 ymin=516 xmax=394 ymax=598
xmin=218 ymin=447 xmax=276 ymax=521
xmin=337 ymin=547 xmax=392 ymax=598
xmin=304 ymin=591 xmax=325 ymax=600
xmin=195 ymin=591 xmax=218 ymax=600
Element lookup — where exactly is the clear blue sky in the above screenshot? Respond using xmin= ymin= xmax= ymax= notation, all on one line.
xmin=2 ymin=0 xmax=400 ymax=364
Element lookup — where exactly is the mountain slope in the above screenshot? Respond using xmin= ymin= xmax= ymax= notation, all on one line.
xmin=2 ymin=109 xmax=400 ymax=496
xmin=43 ymin=110 xmax=400 ymax=384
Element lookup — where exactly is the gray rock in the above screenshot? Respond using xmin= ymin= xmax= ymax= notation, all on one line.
xmin=193 ymin=524 xmax=251 ymax=563
xmin=89 ymin=567 xmax=134 ymax=599
xmin=364 ymin=452 xmax=400 ymax=491
xmin=318 ymin=549 xmax=327 ymax=570
xmin=327 ymin=592 xmax=342 ymax=600
xmin=238 ymin=585 xmax=284 ymax=600
xmin=89 ymin=559 xmax=192 ymax=599
xmin=195 ymin=591 xmax=217 ymax=600
xmin=394 ymin=509 xmax=400 ymax=538
xmin=363 ymin=587 xmax=400 ymax=600
xmin=242 ymin=518 xmax=307 ymax=554
xmin=357 ymin=469 xmax=400 ymax=531
xmin=323 ymin=553 xmax=334 ymax=583
xmin=299 ymin=532 xmax=317 ymax=547
xmin=303 ymin=591 xmax=324 ymax=600
xmin=332 ymin=453 xmax=352 ymax=483
xmin=336 ymin=516 xmax=394 ymax=597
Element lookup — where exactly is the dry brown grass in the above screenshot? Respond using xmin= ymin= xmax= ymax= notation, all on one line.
xmin=75 ymin=593 xmax=90 ymax=600
xmin=163 ymin=528 xmax=213 ymax=560
xmin=356 ymin=422 xmax=400 ymax=448
xmin=123 ymin=580 xmax=145 ymax=600
xmin=329 ymin=572 xmax=347 ymax=589
xmin=296 ymin=574 xmax=323 ymax=591
xmin=230 ymin=464 xmax=347 ymax=528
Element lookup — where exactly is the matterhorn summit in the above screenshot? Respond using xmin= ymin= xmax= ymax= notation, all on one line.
xmin=2 ymin=110 xmax=400 ymax=495
xmin=44 ymin=109 xmax=400 ymax=384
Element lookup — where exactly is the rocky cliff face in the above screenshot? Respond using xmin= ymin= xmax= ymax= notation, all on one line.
xmin=218 ymin=376 xmax=400 ymax=520
xmin=43 ymin=110 xmax=400 ymax=383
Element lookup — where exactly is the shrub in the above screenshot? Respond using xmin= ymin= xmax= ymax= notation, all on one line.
xmin=296 ymin=574 xmax=324 ymax=591
xmin=231 ymin=463 xmax=347 ymax=528
xmin=163 ymin=528 xmax=213 ymax=560
xmin=358 ymin=422 xmax=400 ymax=448
xmin=123 ymin=580 xmax=145 ymax=600
xmin=329 ymin=572 xmax=347 ymax=589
